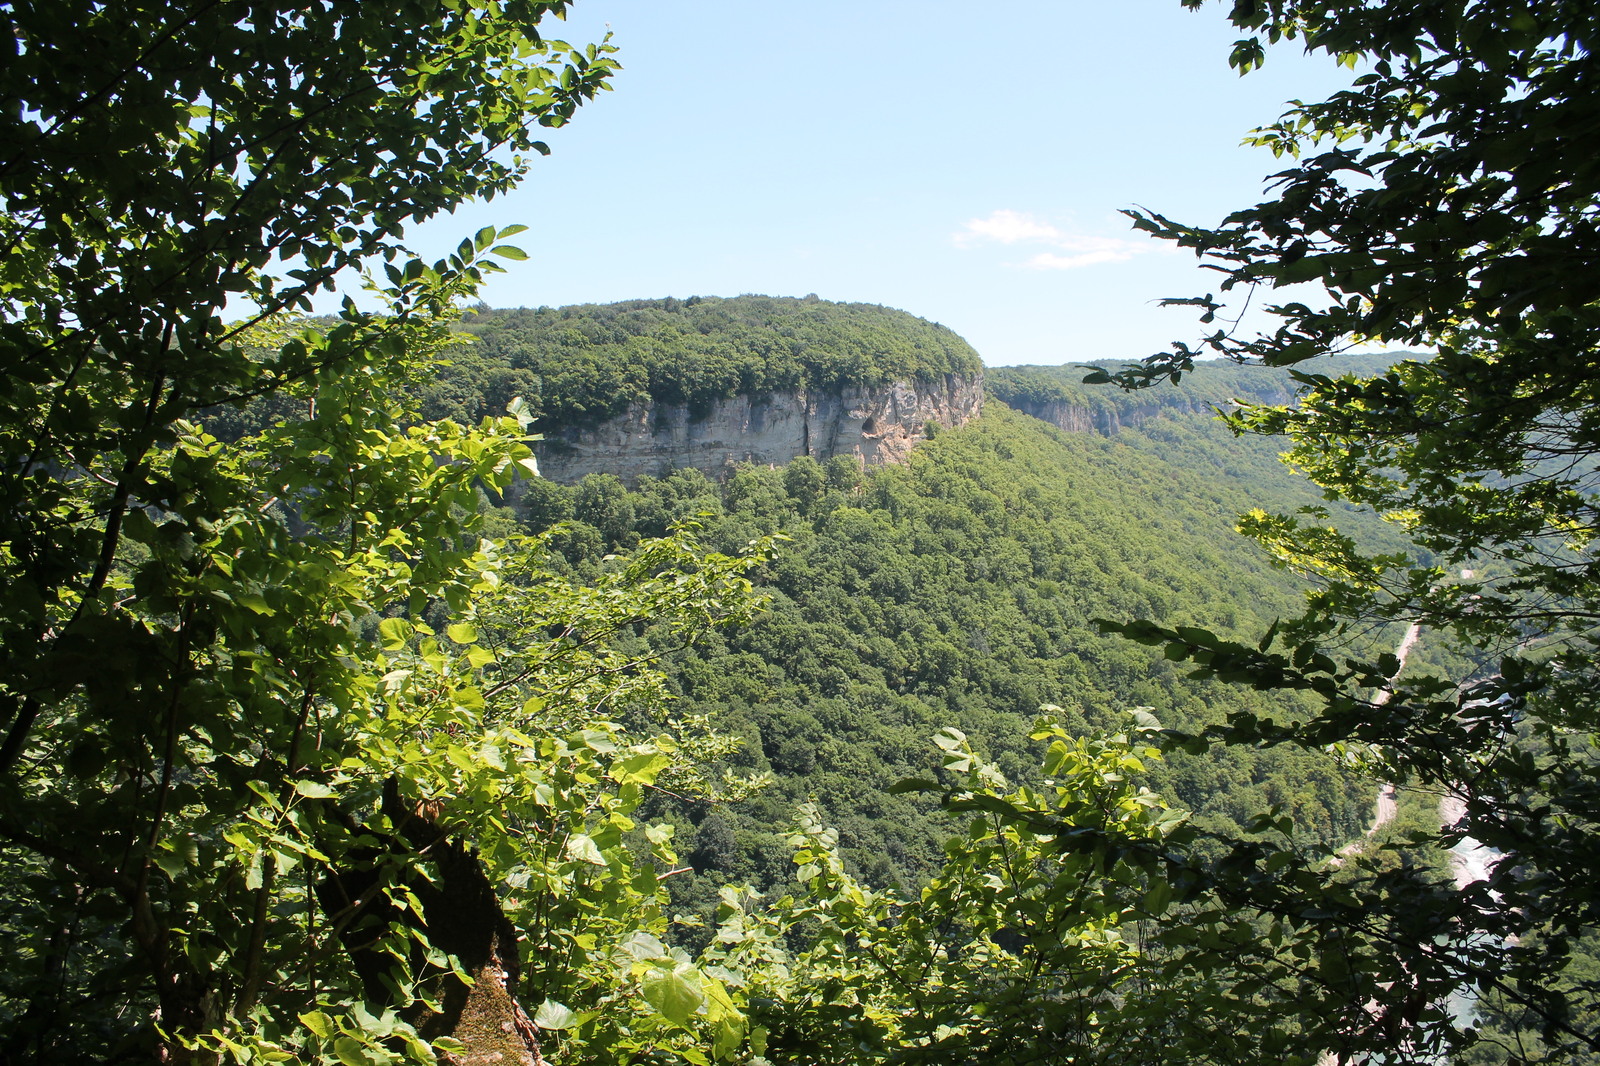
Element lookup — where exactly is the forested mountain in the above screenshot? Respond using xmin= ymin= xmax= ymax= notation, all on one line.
xmin=204 ymin=297 xmax=989 ymax=484
xmin=173 ymin=293 xmax=1441 ymax=1056
xmin=987 ymin=350 xmax=1406 ymax=428
xmin=213 ymin=299 xmax=1410 ymax=902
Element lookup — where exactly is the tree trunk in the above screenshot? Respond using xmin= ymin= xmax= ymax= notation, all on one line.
xmin=318 ymin=782 xmax=543 ymax=1065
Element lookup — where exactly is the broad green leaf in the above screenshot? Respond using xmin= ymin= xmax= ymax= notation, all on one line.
xmin=565 ymin=833 xmax=607 ymax=866
xmin=244 ymin=854 xmax=264 ymax=892
xmin=534 ymin=999 xmax=579 ymax=1030
xmin=615 ymin=931 xmax=667 ymax=961
xmin=641 ymin=962 xmax=705 ymax=1027
xmin=236 ymin=592 xmax=274 ymax=615
xmin=333 ymin=1036 xmax=382 ymax=1066
xmin=612 ymin=751 xmax=670 ymax=785
xmin=379 ymin=617 xmax=415 ymax=650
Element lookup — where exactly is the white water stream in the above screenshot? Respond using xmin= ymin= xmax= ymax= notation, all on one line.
xmin=1322 ymin=619 xmax=1504 ymax=1063
xmin=1340 ymin=623 xmax=1421 ymax=850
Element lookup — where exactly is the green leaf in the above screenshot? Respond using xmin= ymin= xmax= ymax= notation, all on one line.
xmin=1142 ymin=880 xmax=1173 ymax=915
xmin=613 ymin=751 xmax=670 ymax=785
xmin=152 ymin=835 xmax=199 ymax=881
xmin=244 ymin=854 xmax=264 ymax=892
xmin=506 ymin=395 xmax=534 ymax=429
xmin=615 ymin=931 xmax=668 ymax=961
xmin=1129 ymin=707 xmax=1164 ymax=732
xmin=534 ymin=999 xmax=579 ymax=1030
xmin=491 ymin=244 xmax=530 ymax=260
xmin=641 ymin=962 xmax=705 ymax=1027
xmin=153 ymin=849 xmax=189 ymax=881
xmin=445 ymin=621 xmax=478 ymax=644
xmin=333 ymin=1036 xmax=382 ymax=1066
xmin=565 ymin=833 xmax=607 ymax=866
xmin=379 ymin=617 xmax=415 ymax=650
xmin=236 ymin=592 xmax=274 ymax=615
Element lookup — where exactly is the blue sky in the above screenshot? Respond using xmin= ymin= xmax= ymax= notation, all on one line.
xmin=403 ymin=1 xmax=1358 ymax=367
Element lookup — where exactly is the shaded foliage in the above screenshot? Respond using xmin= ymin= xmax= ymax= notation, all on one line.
xmin=1101 ymin=0 xmax=1600 ymax=1059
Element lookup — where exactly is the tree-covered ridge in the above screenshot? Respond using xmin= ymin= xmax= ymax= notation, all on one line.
xmin=437 ymin=295 xmax=985 ymax=427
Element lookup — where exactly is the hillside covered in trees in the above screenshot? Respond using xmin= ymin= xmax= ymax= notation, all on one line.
xmin=450 ymin=335 xmax=1414 ymax=908
xmin=205 ymin=294 xmax=1420 ymax=933
xmin=89 ymin=285 xmax=1432 ymax=1061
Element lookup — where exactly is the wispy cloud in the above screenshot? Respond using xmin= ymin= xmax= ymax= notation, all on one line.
xmin=955 ymin=209 xmax=1153 ymax=270
xmin=955 ymin=209 xmax=1064 ymax=246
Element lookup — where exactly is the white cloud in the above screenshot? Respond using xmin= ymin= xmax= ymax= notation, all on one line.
xmin=955 ymin=209 xmax=1154 ymax=270
xmin=1024 ymin=240 xmax=1139 ymax=267
xmin=955 ymin=209 xmax=1064 ymax=247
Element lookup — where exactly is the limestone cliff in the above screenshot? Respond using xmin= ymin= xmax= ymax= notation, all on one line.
xmin=986 ymin=363 xmax=1302 ymax=438
xmin=999 ymin=383 xmax=1297 ymax=436
xmin=532 ymin=373 xmax=983 ymax=484
xmin=998 ymin=395 xmax=1207 ymax=435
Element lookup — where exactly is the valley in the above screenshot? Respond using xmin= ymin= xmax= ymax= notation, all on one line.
xmin=434 ymin=297 xmax=1409 ymax=904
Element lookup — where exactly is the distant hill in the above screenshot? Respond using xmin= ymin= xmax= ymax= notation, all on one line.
xmin=506 ymin=400 xmax=1411 ymax=916
xmin=987 ymin=351 xmax=1414 ymax=435
xmin=455 ymin=311 xmax=1431 ymax=909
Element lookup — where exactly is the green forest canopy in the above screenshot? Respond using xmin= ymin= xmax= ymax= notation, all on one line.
xmin=443 ymin=295 xmax=985 ymax=426
xmin=534 ymin=391 xmax=1383 ymax=898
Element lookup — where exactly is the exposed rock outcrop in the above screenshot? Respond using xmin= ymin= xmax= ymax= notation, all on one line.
xmin=533 ymin=373 xmax=983 ymax=484
xmin=998 ymin=385 xmax=1295 ymax=437
xmin=1002 ymin=397 xmax=1205 ymax=436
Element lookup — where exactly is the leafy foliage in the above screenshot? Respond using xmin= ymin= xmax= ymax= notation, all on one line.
xmin=1101 ymin=1 xmax=1600 ymax=1059
xmin=447 ymin=295 xmax=985 ymax=425
xmin=0 ymin=1 xmax=627 ymax=1060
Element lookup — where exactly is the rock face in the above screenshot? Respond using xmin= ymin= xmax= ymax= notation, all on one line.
xmin=533 ymin=373 xmax=983 ymax=484
xmin=1002 ymin=398 xmax=1205 ymax=436
xmin=1001 ymin=385 xmax=1295 ymax=437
